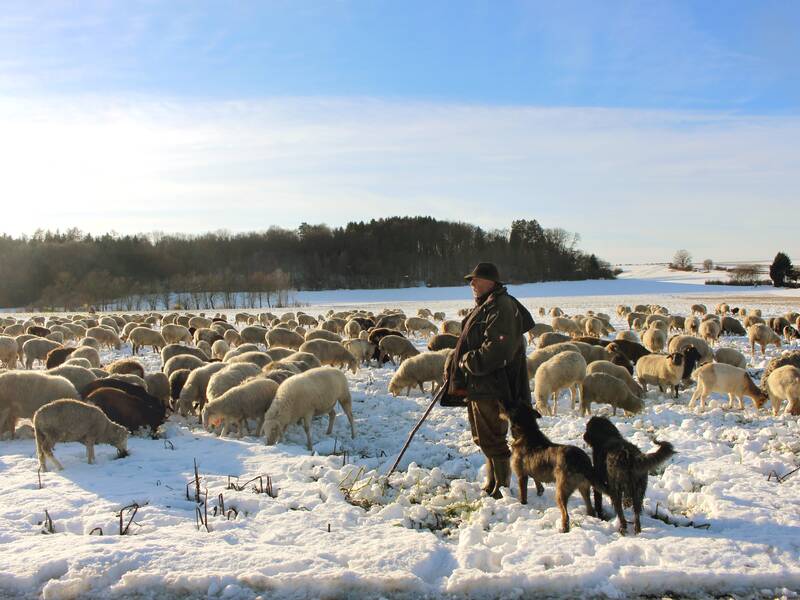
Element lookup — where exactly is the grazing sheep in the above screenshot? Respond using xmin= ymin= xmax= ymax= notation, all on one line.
xmin=404 ymin=317 xmax=438 ymax=338
xmin=144 ymin=372 xmax=170 ymax=409
xmin=262 ymin=366 xmax=355 ymax=450
xmin=223 ymin=344 xmax=261 ymax=362
xmin=580 ymin=372 xmax=644 ymax=416
xmin=128 ymin=327 xmax=167 ymax=355
xmin=206 ymin=363 xmax=263 ymax=403
xmin=586 ymin=360 xmax=644 ymax=399
xmin=202 ymin=378 xmax=279 ymax=437
xmin=689 ymin=363 xmax=767 ymax=412
xmin=344 ymin=320 xmax=362 ymax=339
xmin=615 ymin=330 xmax=640 ymax=343
xmin=161 ymin=323 xmax=192 ymax=345
xmin=210 ymin=339 xmax=230 ymax=361
xmin=240 ymin=325 xmax=269 ymax=346
xmin=0 ymin=371 xmax=80 ymax=437
xmin=698 ymin=320 xmax=722 ymax=346
xmin=281 ymin=352 xmax=323 ymax=371
xmin=176 ymin=362 xmax=228 ymax=416
xmin=784 ymin=325 xmax=800 ymax=342
xmin=169 ymin=369 xmax=191 ymax=403
xmin=0 ymin=336 xmax=19 ymax=369
xmin=161 ymin=343 xmax=209 ymax=364
xmin=743 ymin=315 xmax=765 ymax=328
xmin=533 ymin=351 xmax=587 ymax=416
xmin=226 ymin=351 xmax=273 ymax=368
xmin=223 ymin=329 xmax=243 ymax=347
xmin=526 ymin=342 xmax=581 ymax=379
xmin=26 ymin=325 xmax=51 ymax=337
xmin=343 ymin=339 xmax=378 ymax=365
xmin=305 ymin=329 xmax=343 ymax=343
xmin=86 ymin=386 xmax=166 ymax=436
xmin=45 ymin=347 xmax=76 ymax=369
xmin=642 ymin=327 xmax=667 ymax=353
xmin=691 ymin=304 xmax=707 ymax=315
xmin=747 ymin=323 xmax=782 ymax=356
xmin=714 ymin=347 xmax=747 ymax=369
xmin=266 ymin=327 xmax=304 ymax=350
xmin=769 ymin=317 xmax=791 ymax=335
xmin=33 ymin=399 xmax=128 ymax=471
xmin=526 ymin=322 xmax=554 ymax=344
xmin=549 ymin=307 xmax=564 ymax=317
xmin=388 ymin=349 xmax=451 ymax=396
xmin=22 ymin=338 xmax=62 ymax=369
xmin=47 ymin=365 xmax=98 ymax=395
xmin=265 ymin=347 xmax=297 ymax=362
xmin=106 ymin=358 xmax=145 ymax=379
xmin=378 ymin=335 xmax=420 ymax=364
xmin=86 ymin=326 xmax=122 ymax=350
xmin=433 ymin=311 xmax=446 ymax=321
xmin=667 ymin=335 xmax=713 ymax=365
xmin=635 ymin=353 xmax=685 ymax=397
xmin=64 ymin=357 xmax=93 ymax=369
xmin=440 ymin=320 xmax=462 ymax=336
xmin=764 ymin=365 xmax=800 ymax=415
xmin=298 ymin=339 xmax=358 ymax=373
xmin=188 ymin=316 xmax=213 ymax=330
xmin=427 ymin=333 xmax=458 ymax=351
xmin=584 ymin=317 xmax=611 ymax=338
xmin=194 ymin=327 xmax=223 ymax=346
xmin=720 ymin=316 xmax=746 ymax=336
xmin=551 ymin=317 xmax=581 ymax=337
xmin=78 ymin=336 xmax=100 ymax=350
xmin=537 ymin=332 xmax=572 ymax=348
xmin=163 ymin=354 xmax=206 ymax=378
xmin=376 ymin=314 xmax=406 ymax=331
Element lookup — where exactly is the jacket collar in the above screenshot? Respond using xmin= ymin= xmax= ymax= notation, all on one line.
xmin=475 ymin=283 xmax=506 ymax=307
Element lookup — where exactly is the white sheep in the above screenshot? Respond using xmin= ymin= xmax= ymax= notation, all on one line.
xmin=0 ymin=371 xmax=80 ymax=437
xmin=698 ymin=319 xmax=722 ymax=346
xmin=144 ymin=372 xmax=170 ymax=409
xmin=688 ymin=363 xmax=767 ymax=412
xmin=344 ymin=320 xmax=362 ymax=339
xmin=764 ymin=364 xmax=800 ymax=416
xmin=21 ymin=338 xmax=61 ymax=369
xmin=298 ymin=339 xmax=357 ymax=373
xmin=667 ymin=335 xmax=713 ymax=365
xmin=266 ymin=327 xmax=304 ymax=350
xmin=305 ymin=329 xmax=343 ymax=343
xmin=0 ymin=336 xmax=19 ymax=369
xmin=33 ymin=399 xmax=128 ymax=471
xmin=615 ymin=330 xmax=640 ymax=343
xmin=206 ymin=363 xmax=263 ymax=403
xmin=714 ymin=347 xmax=747 ymax=369
xmin=129 ymin=327 xmax=167 ymax=355
xmin=533 ymin=351 xmax=587 ymax=416
xmin=440 ymin=320 xmax=462 ymax=336
xmin=202 ymin=378 xmax=279 ymax=437
xmin=163 ymin=354 xmax=206 ymax=378
xmin=223 ymin=329 xmax=243 ymax=347
xmin=343 ymin=339 xmax=377 ymax=366
xmin=642 ymin=326 xmax=667 ymax=353
xmin=378 ymin=335 xmax=420 ymax=364
xmin=404 ymin=317 xmax=438 ymax=338
xmin=388 ymin=349 xmax=451 ymax=396
xmin=86 ymin=326 xmax=122 ymax=350
xmin=580 ymin=372 xmax=644 ymax=416
xmin=747 ymin=323 xmax=781 ymax=356
xmin=635 ymin=353 xmax=684 ymax=397
xmin=161 ymin=323 xmax=193 ymax=345
xmin=526 ymin=342 xmax=580 ymax=379
xmin=47 ymin=365 xmax=97 ymax=395
xmin=64 ymin=357 xmax=93 ymax=370
xmin=262 ymin=366 xmax=355 ymax=450
xmin=551 ymin=316 xmax=581 ymax=337
xmin=585 ymin=359 xmax=644 ymax=398
xmin=211 ymin=339 xmax=230 ymax=361
xmin=176 ymin=361 xmax=228 ymax=415
xmin=226 ymin=351 xmax=273 ymax=368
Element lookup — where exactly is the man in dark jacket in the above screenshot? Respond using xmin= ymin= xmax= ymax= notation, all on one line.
xmin=442 ymin=262 xmax=534 ymax=498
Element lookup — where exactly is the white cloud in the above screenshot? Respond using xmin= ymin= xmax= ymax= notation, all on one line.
xmin=0 ymin=95 xmax=797 ymax=263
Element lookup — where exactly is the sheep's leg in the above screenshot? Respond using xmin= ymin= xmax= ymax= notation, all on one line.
xmin=220 ymin=419 xmax=230 ymax=437
xmin=48 ymin=448 xmax=63 ymax=471
xmin=688 ymin=385 xmax=701 ymax=408
xmin=303 ymin=414 xmax=314 ymax=451
xmin=737 ymin=395 xmax=745 ymax=410
xmin=85 ymin=440 xmax=95 ymax=464
xmin=518 ymin=474 xmax=528 ymax=504
xmin=552 ymin=392 xmax=558 ymax=416
xmin=326 ymin=409 xmax=336 ymax=435
xmin=242 ymin=418 xmax=252 ymax=435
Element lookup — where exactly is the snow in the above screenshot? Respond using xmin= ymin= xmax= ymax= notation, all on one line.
xmin=1 ymin=282 xmax=800 ymax=599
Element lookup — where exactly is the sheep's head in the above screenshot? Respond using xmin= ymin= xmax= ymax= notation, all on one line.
xmin=387 ymin=379 xmax=403 ymax=396
xmin=263 ymin=420 xmax=282 ymax=445
xmin=112 ymin=425 xmax=128 ymax=457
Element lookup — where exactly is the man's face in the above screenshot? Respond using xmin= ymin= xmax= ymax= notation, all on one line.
xmin=470 ymin=277 xmax=495 ymax=299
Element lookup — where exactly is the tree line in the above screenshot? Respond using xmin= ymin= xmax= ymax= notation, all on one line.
xmin=0 ymin=217 xmax=615 ymax=311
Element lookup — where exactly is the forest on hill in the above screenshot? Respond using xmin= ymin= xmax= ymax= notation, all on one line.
xmin=0 ymin=217 xmax=614 ymax=310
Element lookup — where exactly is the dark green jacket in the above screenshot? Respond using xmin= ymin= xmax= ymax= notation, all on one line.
xmin=447 ymin=285 xmax=534 ymax=409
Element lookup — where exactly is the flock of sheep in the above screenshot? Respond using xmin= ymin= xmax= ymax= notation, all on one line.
xmin=1 ymin=299 xmax=799 ymax=474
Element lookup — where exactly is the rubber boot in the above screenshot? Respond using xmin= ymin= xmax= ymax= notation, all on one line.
xmin=481 ymin=456 xmax=495 ymax=495
xmin=489 ymin=456 xmax=511 ymax=499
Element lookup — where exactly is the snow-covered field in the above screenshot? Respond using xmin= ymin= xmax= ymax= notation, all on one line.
xmin=1 ymin=272 xmax=800 ymax=600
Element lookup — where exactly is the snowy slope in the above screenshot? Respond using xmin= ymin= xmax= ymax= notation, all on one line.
xmin=1 ymin=295 xmax=799 ymax=599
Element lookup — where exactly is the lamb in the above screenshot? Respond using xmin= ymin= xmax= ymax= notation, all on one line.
xmin=343 ymin=339 xmax=378 ymax=365
xmin=404 ymin=317 xmax=438 ymax=338
xmin=0 ymin=371 xmax=80 ymax=437
xmin=86 ymin=326 xmax=122 ymax=350
xmin=158 ymin=348 xmax=203 ymax=375
xmin=642 ymin=327 xmax=667 ymax=353
xmin=202 ymin=378 xmax=279 ymax=437
xmin=298 ymin=339 xmax=358 ymax=373
xmin=764 ymin=365 xmax=800 ymax=415
xmin=378 ymin=335 xmax=420 ymax=364
xmin=33 ymin=399 xmax=128 ymax=471
xmin=262 ymin=366 xmax=355 ymax=450
xmin=426 ymin=333 xmax=458 ymax=351
xmin=533 ymin=351 xmax=587 ymax=416
xmin=86 ymin=386 xmax=166 ymax=436
xmin=586 ymin=360 xmax=644 ymax=399
xmin=606 ymin=340 xmax=651 ymax=365
xmin=580 ymin=372 xmax=644 ymax=416
xmin=388 ymin=349 xmax=451 ymax=396
xmin=21 ymin=338 xmax=62 ymax=369
xmin=47 ymin=365 xmax=98 ymax=395
xmin=714 ymin=347 xmax=747 ymax=369
xmin=266 ymin=327 xmax=304 ymax=350
xmin=161 ymin=323 xmax=192 ymax=345
xmin=635 ymin=353 xmax=685 ymax=397
xmin=551 ymin=316 xmax=581 ymax=337
xmin=128 ymin=327 xmax=167 ymax=355
xmin=175 ymin=362 xmax=228 ymax=416
xmin=747 ymin=323 xmax=782 ymax=356
xmin=106 ymin=358 xmax=145 ymax=379
xmin=698 ymin=319 xmax=722 ymax=346
xmin=689 ymin=363 xmax=767 ymax=412
xmin=206 ymin=363 xmax=263 ymax=403
xmin=161 ymin=343 xmax=209 ymax=364
xmin=0 ymin=336 xmax=19 ymax=369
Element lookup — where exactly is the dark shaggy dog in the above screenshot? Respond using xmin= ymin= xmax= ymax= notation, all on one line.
xmin=583 ymin=416 xmax=675 ymax=535
xmin=502 ymin=403 xmax=602 ymax=532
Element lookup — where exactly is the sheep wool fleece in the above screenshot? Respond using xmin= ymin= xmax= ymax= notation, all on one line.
xmin=454 ymin=285 xmax=534 ymax=458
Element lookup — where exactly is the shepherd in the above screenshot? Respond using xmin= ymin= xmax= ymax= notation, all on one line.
xmin=441 ymin=262 xmax=535 ymax=498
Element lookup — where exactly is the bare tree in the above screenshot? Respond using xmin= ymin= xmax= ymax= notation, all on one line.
xmin=702 ymin=259 xmax=713 ymax=271
xmin=730 ymin=264 xmax=760 ymax=284
xmin=671 ymin=249 xmax=693 ymax=271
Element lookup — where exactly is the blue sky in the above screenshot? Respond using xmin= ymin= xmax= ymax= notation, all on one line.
xmin=1 ymin=1 xmax=798 ymax=262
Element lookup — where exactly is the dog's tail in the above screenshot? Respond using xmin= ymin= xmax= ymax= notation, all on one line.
xmin=633 ymin=441 xmax=675 ymax=475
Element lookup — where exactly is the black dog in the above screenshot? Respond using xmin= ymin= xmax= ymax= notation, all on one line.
xmin=583 ymin=416 xmax=675 ymax=535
